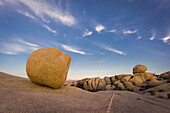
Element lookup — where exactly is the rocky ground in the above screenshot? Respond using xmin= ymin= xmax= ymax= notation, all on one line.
xmin=0 ymin=72 xmax=170 ymax=113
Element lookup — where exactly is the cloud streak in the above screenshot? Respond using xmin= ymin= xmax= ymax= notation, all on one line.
xmin=83 ymin=29 xmax=92 ymax=37
xmin=123 ymin=30 xmax=137 ymax=34
xmin=17 ymin=10 xmax=37 ymax=20
xmin=137 ymin=36 xmax=142 ymax=40
xmin=100 ymin=45 xmax=126 ymax=55
xmin=161 ymin=36 xmax=170 ymax=43
xmin=0 ymin=37 xmax=39 ymax=55
xmin=43 ymin=25 xmax=57 ymax=35
xmin=108 ymin=29 xmax=116 ymax=33
xmin=95 ymin=24 xmax=105 ymax=33
xmin=150 ymin=32 xmax=155 ymax=40
xmin=60 ymin=44 xmax=89 ymax=55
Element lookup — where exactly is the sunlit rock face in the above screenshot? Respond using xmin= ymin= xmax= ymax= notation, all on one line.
xmin=133 ymin=64 xmax=147 ymax=74
xmin=26 ymin=47 xmax=71 ymax=89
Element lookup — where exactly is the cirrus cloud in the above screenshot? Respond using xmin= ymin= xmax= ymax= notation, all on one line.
xmin=83 ymin=29 xmax=93 ymax=37
xmin=123 ymin=30 xmax=137 ymax=34
xmin=3 ymin=0 xmax=76 ymax=26
xmin=0 ymin=37 xmax=39 ymax=55
xmin=161 ymin=36 xmax=170 ymax=43
xmin=99 ymin=45 xmax=126 ymax=55
xmin=60 ymin=44 xmax=90 ymax=55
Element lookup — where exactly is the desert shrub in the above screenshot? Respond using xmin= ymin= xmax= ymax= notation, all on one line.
xmin=131 ymin=76 xmax=134 ymax=79
xmin=157 ymin=78 xmax=162 ymax=80
xmin=167 ymin=93 xmax=170 ymax=99
xmin=150 ymin=91 xmax=156 ymax=95
xmin=137 ymin=98 xmax=141 ymax=100
xmin=158 ymin=89 xmax=165 ymax=92
xmin=115 ymin=84 xmax=119 ymax=90
xmin=166 ymin=80 xmax=170 ymax=83
xmin=158 ymin=95 xmax=164 ymax=99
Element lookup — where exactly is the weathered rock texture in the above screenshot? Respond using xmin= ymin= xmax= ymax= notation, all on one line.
xmin=26 ymin=47 xmax=71 ymax=89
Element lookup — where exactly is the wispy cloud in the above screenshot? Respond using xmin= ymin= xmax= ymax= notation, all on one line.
xmin=83 ymin=29 xmax=92 ymax=37
xmin=4 ymin=0 xmax=76 ymax=26
xmin=60 ymin=44 xmax=90 ymax=55
xmin=161 ymin=35 xmax=170 ymax=43
xmin=43 ymin=24 xmax=57 ymax=35
xmin=95 ymin=24 xmax=105 ymax=33
xmin=108 ymin=29 xmax=116 ymax=33
xmin=137 ymin=36 xmax=142 ymax=40
xmin=100 ymin=45 xmax=126 ymax=55
xmin=123 ymin=30 xmax=137 ymax=34
xmin=150 ymin=32 xmax=155 ymax=40
xmin=17 ymin=10 xmax=37 ymax=20
xmin=0 ymin=37 xmax=39 ymax=55
xmin=0 ymin=1 xmax=3 ymax=5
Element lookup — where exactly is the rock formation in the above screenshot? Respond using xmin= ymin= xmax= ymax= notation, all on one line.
xmin=26 ymin=47 xmax=71 ymax=89
xmin=64 ymin=64 xmax=169 ymax=99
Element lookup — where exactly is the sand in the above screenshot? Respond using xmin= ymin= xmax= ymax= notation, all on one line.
xmin=0 ymin=72 xmax=170 ymax=113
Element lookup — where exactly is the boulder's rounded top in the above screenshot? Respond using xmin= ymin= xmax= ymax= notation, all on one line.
xmin=133 ymin=64 xmax=147 ymax=74
xmin=26 ymin=47 xmax=71 ymax=89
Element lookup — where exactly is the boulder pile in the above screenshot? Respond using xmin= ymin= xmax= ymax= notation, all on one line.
xmin=65 ymin=64 xmax=169 ymax=93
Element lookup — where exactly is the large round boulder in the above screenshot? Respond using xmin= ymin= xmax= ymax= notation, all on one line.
xmin=133 ymin=64 xmax=147 ymax=74
xmin=26 ymin=47 xmax=71 ymax=89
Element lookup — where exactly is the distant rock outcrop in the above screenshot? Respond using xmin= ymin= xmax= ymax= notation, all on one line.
xmin=65 ymin=64 xmax=169 ymax=96
xmin=160 ymin=71 xmax=170 ymax=79
xmin=26 ymin=47 xmax=71 ymax=89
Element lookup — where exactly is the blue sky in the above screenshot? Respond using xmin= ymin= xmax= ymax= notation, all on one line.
xmin=0 ymin=0 xmax=170 ymax=80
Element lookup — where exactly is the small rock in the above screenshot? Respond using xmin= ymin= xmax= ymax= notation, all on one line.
xmin=148 ymin=79 xmax=162 ymax=87
xmin=106 ymin=85 xmax=115 ymax=90
xmin=65 ymin=81 xmax=77 ymax=86
xmin=117 ymin=83 xmax=125 ymax=90
xmin=97 ymin=79 xmax=106 ymax=90
xmin=130 ymin=76 xmax=145 ymax=86
xmin=117 ymin=74 xmax=131 ymax=80
xmin=124 ymin=82 xmax=136 ymax=91
xmin=160 ymin=71 xmax=170 ymax=79
xmin=110 ymin=76 xmax=116 ymax=84
xmin=104 ymin=76 xmax=111 ymax=85
xmin=150 ymin=76 xmax=157 ymax=80
xmin=144 ymin=73 xmax=154 ymax=81
xmin=114 ymin=80 xmax=121 ymax=85
xmin=88 ymin=79 xmax=93 ymax=91
xmin=121 ymin=76 xmax=131 ymax=83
